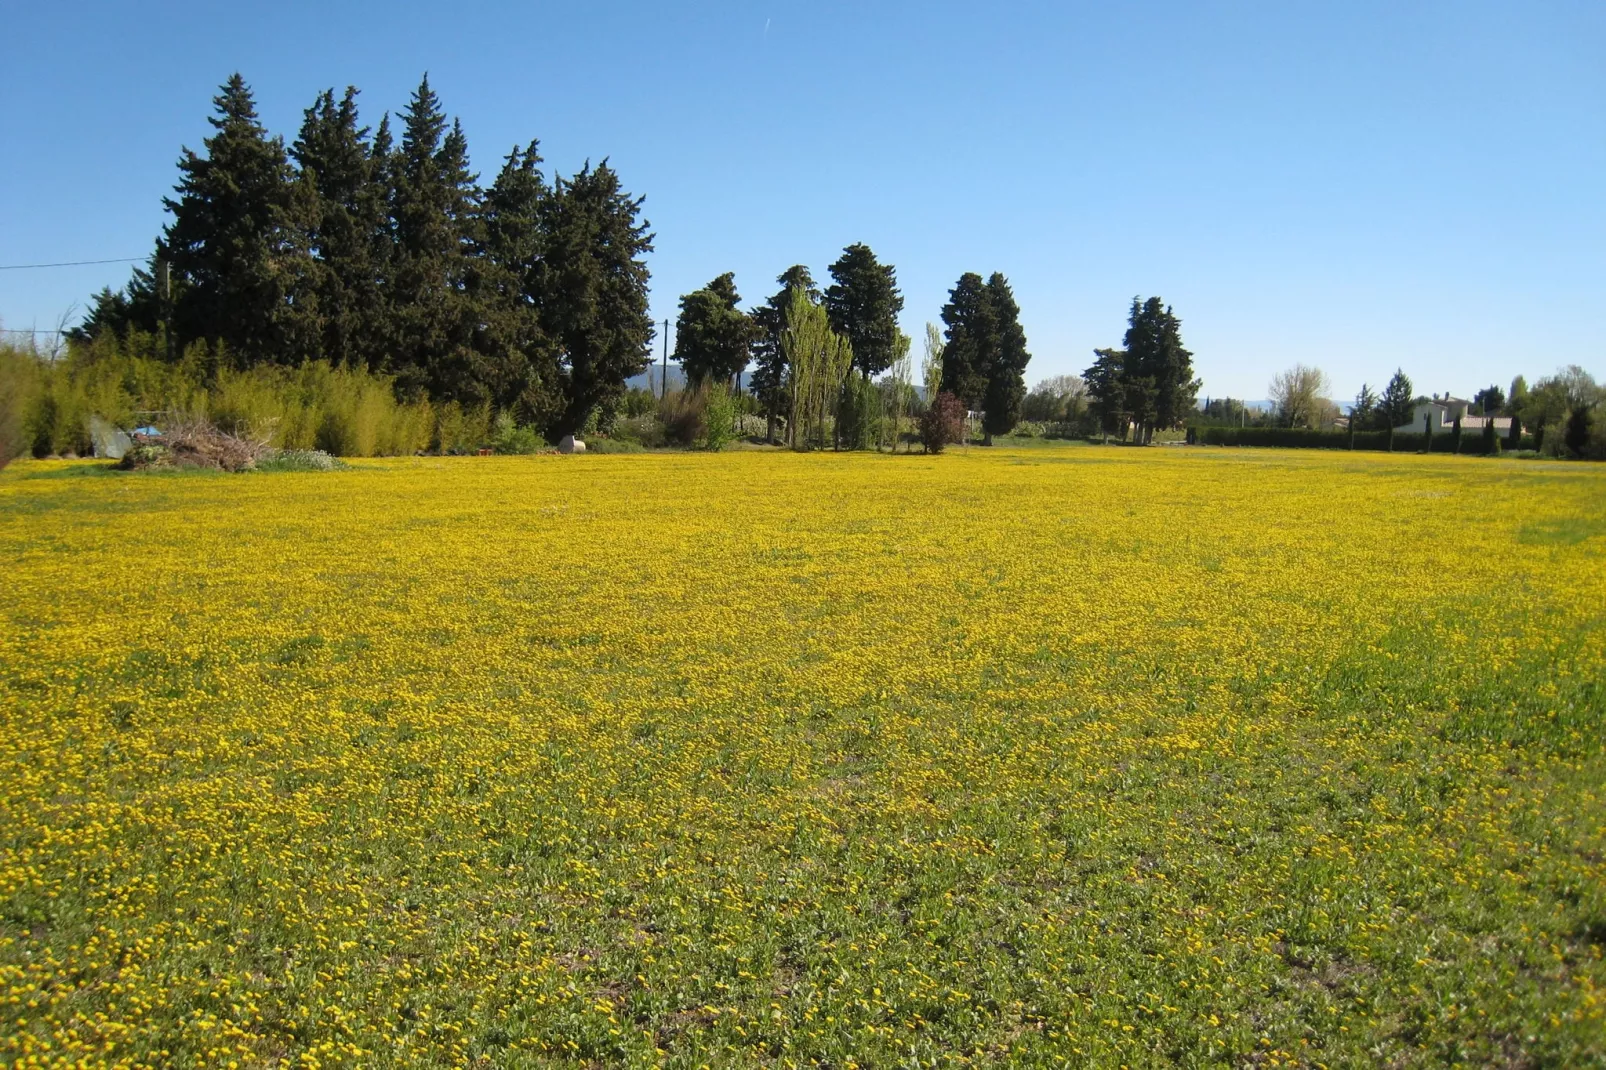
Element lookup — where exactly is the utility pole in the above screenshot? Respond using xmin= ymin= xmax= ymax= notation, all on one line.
xmin=162 ymin=259 xmax=174 ymax=364
xmin=660 ymin=318 xmax=669 ymax=399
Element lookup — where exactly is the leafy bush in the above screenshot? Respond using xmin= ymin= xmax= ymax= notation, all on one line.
xmin=704 ymin=387 xmax=737 ymax=451
xmin=256 ymin=449 xmax=348 ymax=473
xmin=921 ymin=391 xmax=966 ymax=453
xmin=608 ymin=414 xmax=667 ymax=449
xmin=433 ymin=401 xmax=493 ymax=455
xmin=490 ymin=411 xmax=546 ymax=454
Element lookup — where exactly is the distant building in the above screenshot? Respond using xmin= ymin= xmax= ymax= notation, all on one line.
xmin=1395 ymin=396 xmax=1513 ymax=435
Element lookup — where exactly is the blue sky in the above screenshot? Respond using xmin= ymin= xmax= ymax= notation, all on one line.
xmin=3 ymin=0 xmax=1601 ymax=401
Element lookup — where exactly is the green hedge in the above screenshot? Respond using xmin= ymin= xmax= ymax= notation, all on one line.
xmin=1191 ymin=425 xmax=1533 ymax=454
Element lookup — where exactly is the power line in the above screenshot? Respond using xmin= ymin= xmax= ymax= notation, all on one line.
xmin=0 ymin=328 xmax=69 ymax=334
xmin=0 ymin=256 xmax=145 ymax=270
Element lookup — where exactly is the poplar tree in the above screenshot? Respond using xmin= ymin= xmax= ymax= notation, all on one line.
xmin=781 ymin=287 xmax=852 ymax=451
xmin=163 ymin=73 xmax=314 ymax=366
xmin=674 ymin=273 xmax=754 ymax=388
xmin=537 ymin=161 xmax=655 ymax=439
xmin=825 ymin=243 xmax=903 ymax=378
xmin=750 ymin=266 xmax=818 ymax=443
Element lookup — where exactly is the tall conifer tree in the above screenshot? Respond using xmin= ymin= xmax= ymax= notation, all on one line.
xmin=825 ymin=244 xmax=904 ymax=378
xmin=674 ymin=273 xmax=754 ymax=388
xmin=388 ymin=75 xmax=481 ymax=400
xmin=292 ymin=87 xmax=384 ymax=367
xmin=472 ymin=142 xmax=558 ymax=422
xmin=938 ymin=272 xmax=992 ymax=410
xmin=162 ymin=73 xmax=315 ymax=366
xmin=536 ymin=161 xmax=654 ymax=439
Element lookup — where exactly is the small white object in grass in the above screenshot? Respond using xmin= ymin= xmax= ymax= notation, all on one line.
xmin=559 ymin=435 xmax=586 ymax=454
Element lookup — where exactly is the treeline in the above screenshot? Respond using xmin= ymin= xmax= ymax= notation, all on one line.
xmin=670 ymin=252 xmax=1033 ymax=450
xmin=79 ymin=73 xmax=652 ymax=442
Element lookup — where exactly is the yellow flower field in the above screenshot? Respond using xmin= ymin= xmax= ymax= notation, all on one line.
xmin=1 ymin=447 xmax=1603 ymax=1068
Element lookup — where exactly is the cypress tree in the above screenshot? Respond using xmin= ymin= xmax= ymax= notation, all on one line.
xmin=388 ymin=74 xmax=481 ymax=400
xmin=1507 ymin=412 xmax=1522 ymax=450
xmin=1119 ymin=297 xmax=1197 ymax=444
xmin=674 ymin=273 xmax=754 ymax=389
xmin=1451 ymin=413 xmax=1463 ymax=454
xmin=825 ymin=244 xmax=904 ymax=379
xmin=163 ymin=73 xmax=315 ymax=366
xmin=978 ymin=273 xmax=1031 ymax=441
xmin=291 ymin=86 xmax=383 ymax=367
xmin=472 ymin=142 xmax=559 ymax=423
xmin=536 ymin=161 xmax=654 ymax=439
xmin=938 ymin=272 xmax=992 ymax=410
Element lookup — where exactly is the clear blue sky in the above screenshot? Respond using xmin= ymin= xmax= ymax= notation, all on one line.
xmin=3 ymin=0 xmax=1602 ymax=401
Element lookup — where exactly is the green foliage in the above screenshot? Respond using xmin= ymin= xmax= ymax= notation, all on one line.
xmin=489 ymin=411 xmax=546 ymax=454
xmin=703 ymin=386 xmax=737 ymax=451
xmin=1379 ymin=369 xmax=1414 ymax=432
xmin=538 ymin=162 xmax=655 ymax=439
xmin=0 ymin=344 xmax=44 ymax=468
xmin=254 ymin=449 xmax=347 ymax=473
xmin=82 ymin=73 xmax=653 ymax=441
xmin=1472 ymin=383 xmax=1505 ymax=415
xmin=782 ymin=288 xmax=853 ymax=451
xmin=835 ymin=374 xmax=879 ymax=451
xmin=164 ymin=74 xmax=316 ymax=366
xmin=674 ymin=273 xmax=755 ymax=388
xmin=8 ymin=334 xmax=433 ymax=459
xmin=749 ymin=266 xmax=818 ymax=442
xmin=432 ymin=401 xmax=493 ymax=454
xmin=1082 ymin=297 xmax=1195 ymax=444
xmin=824 ymin=244 xmax=904 ymax=378
xmin=290 ymin=86 xmax=387 ymax=368
xmin=1564 ymin=405 xmax=1593 ymax=458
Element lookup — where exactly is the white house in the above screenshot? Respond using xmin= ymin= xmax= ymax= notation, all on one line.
xmin=1395 ymin=396 xmax=1513 ymax=435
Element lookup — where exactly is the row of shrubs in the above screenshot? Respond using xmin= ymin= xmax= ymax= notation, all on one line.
xmin=1187 ymin=425 xmax=1560 ymax=455
xmin=0 ymin=334 xmax=558 ymax=466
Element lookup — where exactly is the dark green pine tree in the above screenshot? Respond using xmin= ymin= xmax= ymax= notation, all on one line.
xmin=75 ymin=256 xmax=166 ymax=342
xmin=536 ymin=160 xmax=655 ymax=440
xmin=1119 ymin=297 xmax=1198 ymax=444
xmin=938 ymin=272 xmax=993 ymax=410
xmin=1083 ymin=347 xmax=1127 ymax=443
xmin=1380 ymin=368 xmax=1414 ymax=450
xmin=824 ymin=243 xmax=904 ymax=378
xmin=388 ymin=74 xmax=482 ymax=400
xmin=364 ymin=112 xmax=398 ymax=368
xmin=978 ymin=272 xmax=1031 ymax=441
xmin=674 ymin=273 xmax=755 ymax=389
xmin=471 ymin=142 xmax=559 ymax=424
xmin=291 ymin=86 xmax=385 ymax=367
xmin=162 ymin=73 xmax=317 ymax=366
xmin=749 ymin=265 xmax=818 ymax=443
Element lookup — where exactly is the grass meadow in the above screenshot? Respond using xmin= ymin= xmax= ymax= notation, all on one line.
xmin=1 ymin=447 xmax=1603 ymax=1068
